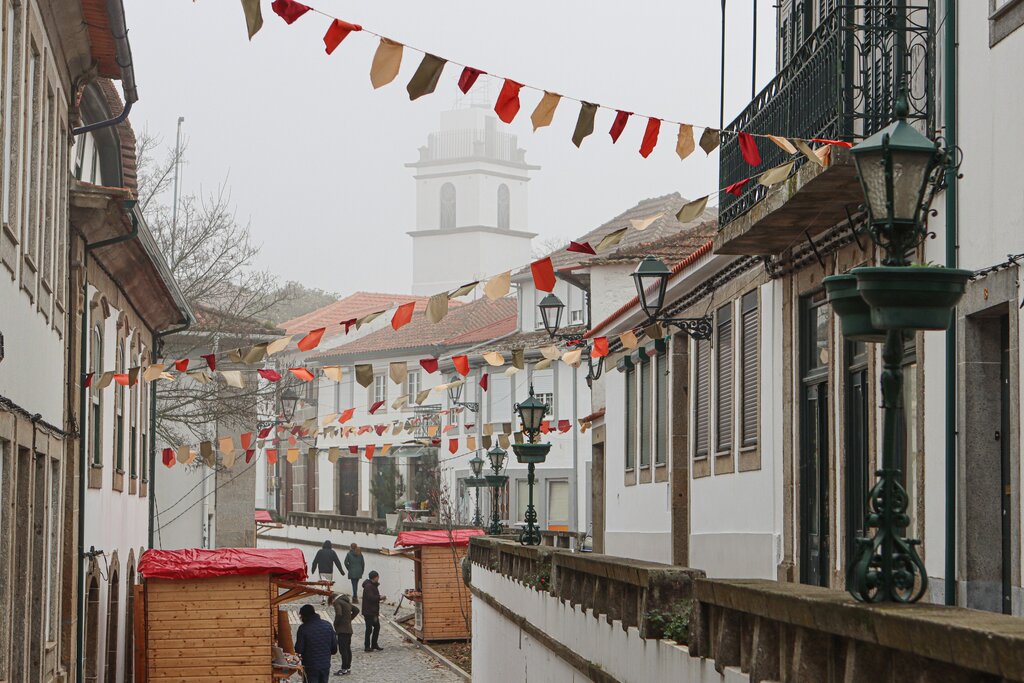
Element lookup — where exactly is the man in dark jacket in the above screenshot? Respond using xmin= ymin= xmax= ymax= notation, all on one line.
xmin=332 ymin=593 xmax=360 ymax=675
xmin=344 ymin=543 xmax=365 ymax=599
xmin=295 ymin=604 xmax=337 ymax=683
xmin=310 ymin=540 xmax=344 ymax=604
xmin=361 ymin=571 xmax=385 ymax=652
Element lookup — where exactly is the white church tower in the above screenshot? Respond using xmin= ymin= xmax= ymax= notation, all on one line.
xmin=406 ymin=102 xmax=538 ymax=295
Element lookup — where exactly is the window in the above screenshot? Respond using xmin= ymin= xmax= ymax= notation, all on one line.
xmin=22 ymin=45 xmax=38 ymax=271
xmin=516 ymin=479 xmax=529 ymax=522
xmin=694 ymin=339 xmax=711 ymax=459
xmin=90 ymin=324 xmax=103 ymax=466
xmin=655 ymin=352 xmax=667 ymax=466
xmin=625 ymin=366 xmax=636 ymax=469
xmin=991 ymin=0 xmax=1024 ymax=45
xmin=715 ymin=303 xmax=734 ymax=454
xmin=46 ymin=459 xmax=59 ymax=640
xmin=497 ymin=183 xmax=510 ymax=229
xmin=569 ymin=309 xmax=584 ymax=325
xmin=73 ymin=134 xmax=86 ymax=180
xmin=639 ymin=359 xmax=651 ymax=467
xmin=440 ymin=182 xmax=456 ymax=229
xmin=740 ymin=291 xmax=759 ymax=448
xmin=372 ymin=374 xmax=386 ymax=405
xmin=547 ymin=480 xmax=569 ymax=529
xmin=115 ymin=340 xmax=125 ymax=472
xmin=130 ymin=351 xmax=139 ymax=479
xmin=533 ymin=288 xmax=546 ymax=330
xmin=406 ymin=370 xmax=421 ymax=402
xmin=2 ymin=1 xmax=16 ymax=227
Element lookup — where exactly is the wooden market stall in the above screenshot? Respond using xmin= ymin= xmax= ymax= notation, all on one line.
xmin=136 ymin=547 xmax=332 ymax=682
xmin=396 ymin=529 xmax=483 ymax=642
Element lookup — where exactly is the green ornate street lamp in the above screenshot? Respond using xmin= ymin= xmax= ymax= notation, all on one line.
xmin=467 ymin=451 xmax=486 ymax=528
xmin=484 ymin=445 xmax=508 ymax=535
xmin=828 ymin=95 xmax=970 ymax=603
xmin=512 ymin=385 xmax=552 ymax=546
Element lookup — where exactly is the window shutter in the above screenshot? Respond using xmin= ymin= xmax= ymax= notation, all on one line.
xmin=625 ymin=368 xmax=636 ymax=468
xmin=695 ymin=340 xmax=711 ymax=458
xmin=741 ymin=292 xmax=759 ymax=447
xmin=716 ymin=305 xmax=733 ymax=453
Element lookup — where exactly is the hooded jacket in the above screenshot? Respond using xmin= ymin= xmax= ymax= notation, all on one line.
xmin=344 ymin=549 xmax=365 ymax=579
xmin=361 ymin=579 xmax=382 ymax=618
xmin=310 ymin=540 xmax=344 ymax=575
xmin=332 ymin=593 xmax=360 ymax=634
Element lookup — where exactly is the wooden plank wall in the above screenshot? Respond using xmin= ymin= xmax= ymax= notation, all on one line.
xmin=420 ymin=546 xmax=471 ymax=641
xmin=145 ymin=575 xmax=273 ymax=683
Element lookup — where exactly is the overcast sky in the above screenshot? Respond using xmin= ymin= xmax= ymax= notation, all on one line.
xmin=128 ymin=1 xmax=776 ymax=294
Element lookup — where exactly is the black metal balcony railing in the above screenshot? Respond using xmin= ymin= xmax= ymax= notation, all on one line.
xmin=719 ymin=3 xmax=934 ymax=228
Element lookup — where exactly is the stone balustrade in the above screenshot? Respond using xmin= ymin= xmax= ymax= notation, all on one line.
xmin=286 ymin=511 xmax=387 ymax=535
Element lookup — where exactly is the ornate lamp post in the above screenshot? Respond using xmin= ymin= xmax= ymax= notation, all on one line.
xmin=828 ymin=95 xmax=969 ymax=603
xmin=467 ymin=451 xmax=486 ymax=528
xmin=447 ymin=374 xmax=479 ymax=413
xmin=630 ymin=256 xmax=713 ymax=341
xmin=537 ymin=293 xmax=605 ymax=384
xmin=512 ymin=385 xmax=552 ymax=546
xmin=484 ymin=445 xmax=508 ymax=535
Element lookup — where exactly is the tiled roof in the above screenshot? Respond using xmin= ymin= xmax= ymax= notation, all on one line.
xmin=585 ymin=221 xmax=718 ymax=266
xmin=475 ymin=325 xmax=587 ymax=355
xmin=282 ymin=292 xmax=441 ymax=337
xmin=311 ymin=296 xmax=518 ymax=360
xmin=525 ymin=193 xmax=718 ymax=274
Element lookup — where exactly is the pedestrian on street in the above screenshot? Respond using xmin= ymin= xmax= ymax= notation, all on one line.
xmin=361 ymin=570 xmax=386 ymax=652
xmin=345 ymin=543 xmax=365 ymax=599
xmin=332 ymin=592 xmax=360 ymax=676
xmin=295 ymin=603 xmax=338 ymax=683
xmin=310 ymin=540 xmax=344 ymax=605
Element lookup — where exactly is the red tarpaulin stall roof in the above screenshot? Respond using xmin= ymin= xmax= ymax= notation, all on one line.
xmin=138 ymin=548 xmax=307 ymax=581
xmin=395 ymin=529 xmax=485 ymax=548
xmin=255 ymin=509 xmax=273 ymax=523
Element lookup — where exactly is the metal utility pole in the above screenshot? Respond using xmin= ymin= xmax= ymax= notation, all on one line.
xmin=172 ymin=116 xmax=184 ymax=231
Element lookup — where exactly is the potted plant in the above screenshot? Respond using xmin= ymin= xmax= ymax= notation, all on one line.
xmin=852 ymin=264 xmax=971 ymax=331
xmin=823 ymin=273 xmax=886 ymax=342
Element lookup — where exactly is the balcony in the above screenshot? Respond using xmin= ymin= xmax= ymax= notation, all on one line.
xmin=716 ymin=4 xmax=933 ymax=255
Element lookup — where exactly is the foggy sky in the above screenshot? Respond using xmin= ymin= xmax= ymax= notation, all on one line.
xmin=128 ymin=1 xmax=775 ymax=294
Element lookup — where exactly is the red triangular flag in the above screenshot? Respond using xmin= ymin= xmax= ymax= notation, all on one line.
xmin=240 ymin=433 xmax=253 ymax=450
xmin=289 ymin=367 xmax=315 ymax=382
xmin=369 ymin=400 xmax=385 ymax=415
xmin=175 ymin=358 xmax=189 ymax=372
xmin=83 ymin=372 xmax=94 ymax=388
xmin=567 ymin=241 xmax=596 ymax=255
xmin=811 ymin=137 xmax=853 ymax=149
xmin=162 ymin=448 xmax=175 ymax=468
xmin=458 ymin=66 xmax=485 ymax=94
xmin=494 ymin=79 xmax=522 ymax=124
xmin=245 ymin=449 xmax=256 ymax=463
xmin=738 ymin=132 xmax=762 ymax=166
xmin=349 ymin=445 xmax=359 ymax=454
xmin=267 ymin=449 xmax=278 ymax=464
xmin=323 ymin=18 xmax=361 ymax=54
xmin=592 ymin=337 xmax=609 ymax=358
xmin=453 ymin=355 xmax=470 ymax=377
xmin=725 ymin=178 xmax=751 ymax=197
xmin=449 ymin=438 xmax=459 ymax=454
xmin=639 ymin=118 xmax=661 ymax=158
xmin=340 ymin=318 xmax=357 ymax=333
xmin=479 ymin=373 xmax=489 ymax=392
xmin=420 ymin=358 xmax=439 ymax=374
xmin=339 ymin=408 xmax=355 ymax=424
xmin=271 ymin=0 xmax=310 ymax=24
xmin=609 ymin=110 xmax=631 ymax=143
xmin=374 ymin=424 xmax=387 ymax=436
xmin=201 ymin=353 xmax=217 ymax=371
xmin=531 ymin=257 xmax=556 ymax=292
xmin=258 ymin=368 xmax=282 ymax=382
xmin=540 ymin=420 xmax=551 ymax=434
xmin=365 ymin=444 xmax=376 ymax=461
xmin=392 ymin=302 xmax=415 ymax=331
xmin=113 ymin=374 xmax=130 ymax=387
xmin=297 ymin=327 xmax=326 ymax=352
xmin=558 ymin=419 xmax=572 ymax=433
xmin=258 ymin=427 xmax=272 ymax=439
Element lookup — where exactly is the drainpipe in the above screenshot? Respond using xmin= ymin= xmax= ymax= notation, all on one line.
xmin=943 ymin=0 xmax=958 ymax=607
xmin=571 ymin=364 xmax=579 ymax=541
xmin=76 ymin=200 xmax=138 ymax=683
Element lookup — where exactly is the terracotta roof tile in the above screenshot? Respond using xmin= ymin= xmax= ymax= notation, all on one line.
xmin=282 ymin=292 xmax=445 ymax=337
xmin=585 ymin=221 xmax=718 ymax=266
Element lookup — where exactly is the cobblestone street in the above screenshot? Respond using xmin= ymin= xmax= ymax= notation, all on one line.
xmin=284 ymin=600 xmax=464 ymax=682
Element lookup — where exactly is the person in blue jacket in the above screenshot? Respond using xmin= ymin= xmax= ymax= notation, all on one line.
xmin=295 ymin=603 xmax=337 ymax=683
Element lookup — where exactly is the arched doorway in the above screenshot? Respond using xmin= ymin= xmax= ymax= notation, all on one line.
xmin=104 ymin=551 xmax=120 ymax=683
xmin=124 ymin=551 xmax=136 ymax=682
xmin=84 ymin=560 xmax=101 ymax=683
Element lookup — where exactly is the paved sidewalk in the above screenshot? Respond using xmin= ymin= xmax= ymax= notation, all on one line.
xmin=284 ymin=599 xmax=462 ymax=682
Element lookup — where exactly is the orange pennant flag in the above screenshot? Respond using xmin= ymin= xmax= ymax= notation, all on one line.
xmin=453 ymin=355 xmax=470 ymax=377
xmin=339 ymin=408 xmax=355 ymax=424
xmin=365 ymin=444 xmax=376 ymax=461
xmin=289 ymin=367 xmax=315 ymax=382
xmin=297 ymin=327 xmax=326 ymax=352
xmin=592 ymin=336 xmax=609 ymax=358
xmin=392 ymin=302 xmax=415 ymax=331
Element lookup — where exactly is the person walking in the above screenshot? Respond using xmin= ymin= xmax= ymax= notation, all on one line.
xmin=295 ymin=603 xmax=338 ymax=683
xmin=344 ymin=543 xmax=364 ymax=599
xmin=361 ymin=570 xmax=386 ymax=652
xmin=310 ymin=540 xmax=344 ymax=605
xmin=331 ymin=592 xmax=360 ymax=676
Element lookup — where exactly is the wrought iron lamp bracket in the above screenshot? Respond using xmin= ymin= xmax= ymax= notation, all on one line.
xmin=454 ymin=401 xmax=479 ymax=413
xmin=653 ymin=316 xmax=713 ymax=341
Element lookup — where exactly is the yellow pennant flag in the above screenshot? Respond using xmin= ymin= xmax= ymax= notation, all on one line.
xmin=95 ymin=372 xmax=114 ymax=389
xmin=483 ymin=423 xmax=494 ymax=436
xmin=512 ymin=349 xmax=525 ymax=369
xmin=482 ymin=352 xmax=505 ymax=367
xmin=382 ymin=444 xmax=393 ymax=456
xmin=793 ymin=139 xmax=823 ymax=167
xmin=356 ymin=311 xmax=384 ymax=329
xmin=242 ymin=343 xmax=268 ymax=364
xmin=449 ymin=281 xmax=479 ymax=298
xmin=427 ymin=425 xmax=439 ymax=437
xmin=176 ymin=445 xmax=190 ymax=464
xmin=221 ymin=370 xmax=245 ymax=389
xmin=227 ymin=348 xmax=244 ymax=363
xmin=534 ymin=358 xmax=553 ymax=371
xmin=498 ymin=434 xmax=510 ymax=449
xmin=392 ymin=394 xmax=410 ymax=410
xmin=644 ymin=323 xmax=665 ymax=340
xmin=159 ymin=372 xmax=176 ymax=382
xmin=504 ymin=366 xmax=521 ymax=377
xmin=595 ymin=227 xmax=628 ymax=253
xmin=425 ymin=293 xmax=448 ymax=323
xmin=630 ymin=214 xmax=661 ymax=231
xmin=188 ymin=370 xmax=212 ymax=384
xmin=531 ymin=91 xmax=561 ymax=131
xmin=676 ymin=196 xmax=709 ymax=224
xmin=328 ymin=447 xmax=340 ymax=464
xmin=323 ymin=366 xmax=344 ymax=382
xmin=540 ymin=346 xmax=561 ymax=361
xmin=370 ymin=38 xmax=403 ymax=89
xmin=392 ymin=422 xmax=402 ymax=435
xmin=676 ymin=123 xmax=695 ymax=160
xmin=287 ymin=448 xmax=300 ymax=463
xmin=240 ymin=0 xmax=263 ymax=40
xmin=355 ymin=364 xmax=374 ymax=388
xmin=484 ymin=272 xmax=511 ymax=300
xmin=322 ymin=413 xmax=340 ymax=427
xmin=768 ymin=134 xmax=797 ymax=154
xmin=620 ymin=330 xmax=639 ymax=349
xmin=201 ymin=441 xmax=215 ymax=467
xmin=415 ymin=389 xmax=431 ymax=405
xmin=266 ymin=335 xmax=294 ymax=356
xmin=143 ymin=364 xmax=165 ymax=382
xmin=759 ymin=161 xmax=795 ymax=187
xmin=467 ymin=435 xmax=476 ymax=451
xmin=561 ymin=349 xmax=583 ymax=368
xmin=814 ymin=144 xmax=832 ymax=167
xmin=390 ymin=362 xmax=408 ymax=385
